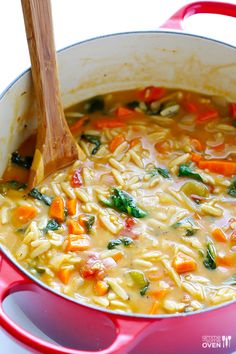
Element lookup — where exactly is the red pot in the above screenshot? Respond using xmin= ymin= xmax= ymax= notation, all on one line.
xmin=1 ymin=2 xmax=236 ymax=353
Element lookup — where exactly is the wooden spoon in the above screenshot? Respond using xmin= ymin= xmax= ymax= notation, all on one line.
xmin=21 ymin=0 xmax=78 ymax=188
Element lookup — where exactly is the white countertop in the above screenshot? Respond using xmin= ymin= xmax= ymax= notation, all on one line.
xmin=0 ymin=0 xmax=236 ymax=353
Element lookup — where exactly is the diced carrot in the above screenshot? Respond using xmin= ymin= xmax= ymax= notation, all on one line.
xmin=196 ymin=108 xmax=218 ymax=123
xmin=149 ymin=300 xmax=160 ymax=315
xmin=230 ymin=103 xmax=236 ymax=118
xmin=69 ymin=117 xmax=87 ymax=135
xmin=67 ymin=219 xmax=85 ymax=235
xmin=57 ymin=268 xmax=72 ymax=285
xmin=138 ymin=86 xmax=166 ymax=103
xmin=78 ymin=213 xmax=87 ymax=228
xmin=110 ymin=251 xmax=123 ymax=262
xmin=13 ymin=205 xmax=37 ymax=226
xmin=212 ymin=228 xmax=227 ymax=242
xmin=95 ymin=118 xmax=125 ymax=129
xmin=198 ymin=160 xmax=236 ymax=177
xmin=146 ymin=269 xmax=164 ymax=281
xmin=66 ymin=234 xmax=90 ymax=252
xmin=173 ymin=252 xmax=197 ymax=274
xmin=70 ymin=169 xmax=82 ymax=188
xmin=115 ymin=107 xmax=134 ymax=118
xmin=49 ymin=196 xmax=65 ymax=223
xmin=191 ymin=138 xmax=203 ymax=152
xmin=94 ymin=280 xmax=109 ymax=296
xmin=109 ymin=134 xmax=125 ymax=152
xmin=148 ymin=288 xmax=169 ymax=299
xmin=217 ymin=254 xmax=236 ymax=267
xmin=130 ymin=138 xmax=141 ymax=148
xmin=67 ymin=199 xmax=77 ymax=216
xmin=211 ymin=143 xmax=225 ymax=152
xmin=191 ymin=152 xmax=202 ymax=163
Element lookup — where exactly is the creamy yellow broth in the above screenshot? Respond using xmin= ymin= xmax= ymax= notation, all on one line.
xmin=1 ymin=87 xmax=236 ymax=315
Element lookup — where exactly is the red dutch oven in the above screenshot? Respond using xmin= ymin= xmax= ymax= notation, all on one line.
xmin=1 ymin=2 xmax=236 ymax=353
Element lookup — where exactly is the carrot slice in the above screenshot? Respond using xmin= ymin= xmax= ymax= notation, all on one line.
xmin=66 ymin=234 xmax=90 ymax=252
xmin=198 ymin=160 xmax=236 ymax=176
xmin=115 ymin=107 xmax=134 ymax=117
xmin=94 ymin=118 xmax=125 ymax=129
xmin=217 ymin=254 xmax=236 ymax=267
xmin=94 ymin=280 xmax=109 ymax=296
xmin=69 ymin=117 xmax=87 ymax=135
xmin=212 ymin=228 xmax=227 ymax=243
xmin=130 ymin=138 xmax=141 ymax=148
xmin=67 ymin=219 xmax=85 ymax=235
xmin=13 ymin=205 xmax=37 ymax=226
xmin=173 ymin=252 xmax=197 ymax=274
xmin=196 ymin=109 xmax=218 ymax=123
xmin=110 ymin=251 xmax=123 ymax=262
xmin=49 ymin=196 xmax=65 ymax=223
xmin=148 ymin=288 xmax=169 ymax=299
xmin=149 ymin=300 xmax=160 ymax=315
xmin=57 ymin=268 xmax=72 ymax=284
xmin=191 ymin=138 xmax=203 ymax=152
xmin=109 ymin=134 xmax=125 ymax=152
xmin=183 ymin=100 xmax=200 ymax=113
xmin=67 ymin=199 xmax=77 ymax=216
xmin=155 ymin=141 xmax=171 ymax=153
xmin=211 ymin=143 xmax=225 ymax=152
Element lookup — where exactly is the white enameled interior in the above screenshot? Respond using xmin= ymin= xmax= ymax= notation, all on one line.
xmin=0 ymin=32 xmax=235 ymax=177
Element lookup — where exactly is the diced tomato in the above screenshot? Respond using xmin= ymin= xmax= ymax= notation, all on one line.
xmin=125 ymin=217 xmax=135 ymax=230
xmin=138 ymin=86 xmax=166 ymax=103
xmin=115 ymin=107 xmax=134 ymax=117
xmin=230 ymin=103 xmax=236 ymax=118
xmin=183 ymin=100 xmax=199 ymax=113
xmin=70 ymin=169 xmax=82 ymax=188
xmin=79 ymin=256 xmax=106 ymax=280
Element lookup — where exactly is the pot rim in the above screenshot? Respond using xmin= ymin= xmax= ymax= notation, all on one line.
xmin=1 ymin=29 xmax=236 ymax=321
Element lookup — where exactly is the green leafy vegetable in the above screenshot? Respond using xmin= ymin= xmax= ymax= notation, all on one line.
xmin=227 ymin=178 xmax=236 ymax=197
xmin=223 ymin=275 xmax=236 ymax=286
xmin=178 ymin=164 xmax=203 ymax=182
xmin=11 ymin=152 xmax=33 ymax=169
xmin=107 ymin=236 xmax=134 ymax=250
xmin=85 ymin=215 xmax=95 ymax=233
xmin=203 ymin=238 xmax=217 ymax=270
xmin=84 ymin=96 xmax=104 ymax=113
xmin=140 ymin=284 xmax=149 ymax=296
xmin=149 ymin=167 xmax=170 ymax=179
xmin=28 ymin=188 xmax=53 ymax=206
xmin=172 ymin=217 xmax=198 ymax=236
xmin=81 ymin=134 xmax=101 ymax=155
xmin=102 ymin=188 xmax=147 ymax=218
xmin=45 ymin=219 xmax=60 ymax=233
xmin=126 ymin=101 xmax=140 ymax=109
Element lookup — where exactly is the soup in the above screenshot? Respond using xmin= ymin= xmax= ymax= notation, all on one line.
xmin=1 ymin=86 xmax=236 ymax=315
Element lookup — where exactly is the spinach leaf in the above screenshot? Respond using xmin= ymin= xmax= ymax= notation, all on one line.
xmin=107 ymin=236 xmax=134 ymax=250
xmin=126 ymin=101 xmax=140 ymax=109
xmin=172 ymin=217 xmax=198 ymax=236
xmin=45 ymin=219 xmax=60 ymax=233
xmin=223 ymin=275 xmax=236 ymax=286
xmin=102 ymin=188 xmax=147 ymax=218
xmin=85 ymin=215 xmax=95 ymax=233
xmin=149 ymin=167 xmax=170 ymax=179
xmin=140 ymin=284 xmax=149 ymax=296
xmin=178 ymin=164 xmax=203 ymax=182
xmin=81 ymin=134 xmax=101 ymax=155
xmin=227 ymin=178 xmax=236 ymax=197
xmin=84 ymin=96 xmax=104 ymax=113
xmin=28 ymin=188 xmax=53 ymax=206
xmin=203 ymin=238 xmax=217 ymax=270
xmin=11 ymin=152 xmax=33 ymax=169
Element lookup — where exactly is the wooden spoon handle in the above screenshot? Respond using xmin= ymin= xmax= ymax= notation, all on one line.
xmin=21 ymin=0 xmax=78 ymax=187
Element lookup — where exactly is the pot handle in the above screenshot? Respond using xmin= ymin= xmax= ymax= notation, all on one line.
xmin=0 ymin=252 xmax=150 ymax=354
xmin=160 ymin=1 xmax=236 ymax=30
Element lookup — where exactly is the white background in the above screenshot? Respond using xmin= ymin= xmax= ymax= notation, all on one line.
xmin=0 ymin=0 xmax=236 ymax=353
